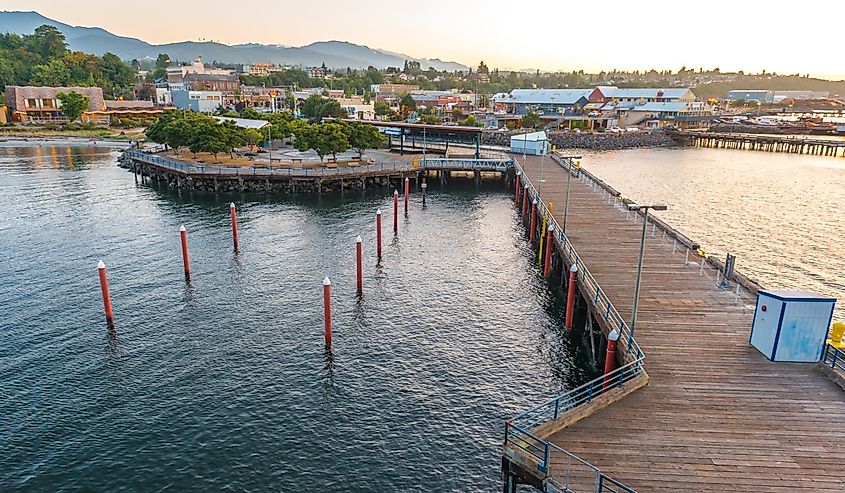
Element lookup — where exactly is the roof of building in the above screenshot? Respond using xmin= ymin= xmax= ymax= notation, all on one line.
xmin=213 ymin=116 xmax=270 ymax=129
xmin=511 ymin=131 xmax=548 ymax=142
xmin=105 ymin=100 xmax=155 ymax=109
xmin=601 ymin=87 xmax=692 ymax=100
xmin=500 ymin=89 xmax=592 ymax=105
xmin=4 ymin=85 xmax=106 ymax=112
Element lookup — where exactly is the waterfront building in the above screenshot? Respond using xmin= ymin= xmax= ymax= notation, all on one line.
xmin=727 ymin=90 xmax=775 ymax=103
xmin=773 ymin=90 xmax=830 ymax=102
xmin=4 ymin=85 xmax=106 ymax=124
xmin=171 ymin=90 xmax=224 ymax=113
xmin=510 ymin=131 xmax=550 ymax=155
xmin=619 ymin=100 xmax=714 ymax=129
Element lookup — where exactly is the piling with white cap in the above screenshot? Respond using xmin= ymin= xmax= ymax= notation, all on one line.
xmin=230 ymin=203 xmax=239 ymax=254
xmin=529 ymin=199 xmax=538 ymax=243
xmin=323 ymin=276 xmax=332 ymax=347
xmin=565 ymin=263 xmax=578 ymax=329
xmin=521 ymin=184 xmax=529 ymax=219
xmin=356 ymin=235 xmax=363 ymax=294
xmin=180 ymin=225 xmax=190 ymax=281
xmin=603 ymin=329 xmax=620 ymax=390
xmin=98 ymin=260 xmax=115 ymax=328
xmin=543 ymin=224 xmax=555 ymax=278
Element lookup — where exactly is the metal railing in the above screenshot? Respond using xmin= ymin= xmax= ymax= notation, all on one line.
xmin=823 ymin=344 xmax=845 ymax=373
xmin=125 ymin=149 xmax=513 ymax=178
xmin=503 ymin=158 xmax=643 ymax=492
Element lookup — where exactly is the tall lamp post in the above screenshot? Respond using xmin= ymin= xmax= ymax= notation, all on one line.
xmin=626 ymin=202 xmax=668 ymax=339
xmin=559 ymin=155 xmax=582 ymax=235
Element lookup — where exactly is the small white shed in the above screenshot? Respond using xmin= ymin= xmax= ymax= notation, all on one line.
xmin=749 ymin=290 xmax=836 ymax=362
xmin=510 ymin=131 xmax=550 ymax=156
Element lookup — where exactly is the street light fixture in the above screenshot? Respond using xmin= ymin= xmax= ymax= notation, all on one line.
xmin=626 ymin=202 xmax=668 ymax=339
xmin=559 ymin=155 xmax=581 ymax=235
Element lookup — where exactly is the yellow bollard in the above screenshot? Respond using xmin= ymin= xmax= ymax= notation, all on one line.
xmin=538 ymin=203 xmax=552 ymax=264
xmin=828 ymin=322 xmax=845 ymax=350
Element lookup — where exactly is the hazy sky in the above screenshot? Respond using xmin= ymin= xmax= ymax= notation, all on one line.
xmin=5 ymin=0 xmax=844 ymax=79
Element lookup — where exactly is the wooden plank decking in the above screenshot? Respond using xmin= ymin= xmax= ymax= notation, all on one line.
xmin=517 ymin=154 xmax=845 ymax=492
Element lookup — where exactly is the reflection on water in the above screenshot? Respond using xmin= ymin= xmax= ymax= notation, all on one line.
xmin=0 ymin=144 xmax=593 ymax=491
xmin=582 ymin=146 xmax=844 ymax=320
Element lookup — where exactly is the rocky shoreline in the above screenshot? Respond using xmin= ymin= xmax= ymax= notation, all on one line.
xmin=482 ymin=130 xmax=676 ymax=151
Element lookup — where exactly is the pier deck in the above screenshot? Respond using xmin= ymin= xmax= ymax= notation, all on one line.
xmin=518 ymin=154 xmax=845 ymax=492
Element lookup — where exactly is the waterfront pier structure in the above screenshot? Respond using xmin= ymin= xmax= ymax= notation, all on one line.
xmin=123 ymin=149 xmax=513 ymax=193
xmin=671 ymin=130 xmax=845 ymax=156
xmin=503 ymin=153 xmax=845 ymax=492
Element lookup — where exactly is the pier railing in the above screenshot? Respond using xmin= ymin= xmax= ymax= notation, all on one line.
xmin=505 ymin=158 xmax=643 ymax=492
xmin=823 ymin=344 xmax=845 ymax=373
xmin=125 ymin=149 xmax=513 ymax=177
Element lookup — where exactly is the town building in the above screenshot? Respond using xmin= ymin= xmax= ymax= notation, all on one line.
xmin=166 ymin=56 xmax=232 ymax=83
xmin=183 ymin=73 xmax=240 ymax=93
xmin=337 ymin=97 xmax=375 ymax=120
xmin=309 ymin=66 xmax=329 ymax=79
xmin=492 ymin=89 xmax=592 ymax=116
xmin=409 ymin=91 xmax=473 ymax=111
xmin=171 ymin=90 xmax=224 ymax=113
xmin=619 ymin=101 xmax=714 ymax=129
xmin=370 ymin=83 xmax=421 ymax=103
xmin=242 ymin=63 xmax=288 ymax=77
xmin=4 ymin=85 xmax=106 ymax=124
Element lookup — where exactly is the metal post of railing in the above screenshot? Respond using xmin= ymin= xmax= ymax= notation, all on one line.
xmin=684 ymin=248 xmax=690 ymax=266
xmin=831 ymin=347 xmax=837 ymax=369
xmin=699 ymin=258 xmax=705 ymax=276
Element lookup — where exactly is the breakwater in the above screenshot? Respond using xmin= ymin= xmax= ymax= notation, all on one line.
xmin=482 ymin=130 xmax=674 ymax=150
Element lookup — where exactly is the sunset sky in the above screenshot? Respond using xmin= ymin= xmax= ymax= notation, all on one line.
xmin=4 ymin=0 xmax=844 ymax=79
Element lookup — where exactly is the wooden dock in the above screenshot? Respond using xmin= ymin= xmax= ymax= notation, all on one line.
xmin=514 ymin=154 xmax=845 ymax=492
xmin=671 ymin=130 xmax=845 ymax=156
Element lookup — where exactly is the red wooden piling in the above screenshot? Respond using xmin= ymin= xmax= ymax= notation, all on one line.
xmin=393 ymin=190 xmax=399 ymax=234
xmin=529 ymin=199 xmax=537 ymax=243
xmin=97 ymin=260 xmax=114 ymax=326
xmin=521 ymin=184 xmax=528 ymax=219
xmin=356 ymin=235 xmax=363 ymax=294
xmin=515 ymin=175 xmax=521 ymax=205
xmin=403 ymin=177 xmax=409 ymax=215
xmin=376 ymin=209 xmax=382 ymax=258
xmin=180 ymin=225 xmax=190 ymax=281
xmin=565 ymin=263 xmax=578 ymax=329
xmin=603 ymin=329 xmax=619 ymax=390
xmin=323 ymin=276 xmax=332 ymax=347
xmin=543 ymin=224 xmax=555 ymax=278
xmin=230 ymin=202 xmax=239 ymax=253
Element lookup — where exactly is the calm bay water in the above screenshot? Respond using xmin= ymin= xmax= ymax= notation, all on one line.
xmin=581 ymin=146 xmax=844 ymax=320
xmin=0 ymin=144 xmax=594 ymax=491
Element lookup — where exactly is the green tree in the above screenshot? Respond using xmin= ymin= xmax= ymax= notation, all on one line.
xmin=56 ymin=91 xmax=89 ymax=122
xmin=347 ymin=122 xmax=385 ymax=159
xmin=459 ymin=114 xmax=482 ymax=127
xmin=399 ymin=93 xmax=416 ymax=117
xmin=300 ymin=94 xmax=346 ymax=122
xmin=239 ymin=107 xmax=262 ymax=120
xmin=294 ymin=122 xmax=350 ymax=163
xmin=521 ymin=111 xmax=543 ymax=129
xmin=26 ymin=25 xmax=67 ymax=61
xmin=477 ymin=61 xmax=489 ymax=75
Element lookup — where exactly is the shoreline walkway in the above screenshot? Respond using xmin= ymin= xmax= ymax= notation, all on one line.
xmin=517 ymin=154 xmax=845 ymax=492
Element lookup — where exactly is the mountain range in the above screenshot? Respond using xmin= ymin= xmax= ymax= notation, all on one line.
xmin=0 ymin=11 xmax=469 ymax=71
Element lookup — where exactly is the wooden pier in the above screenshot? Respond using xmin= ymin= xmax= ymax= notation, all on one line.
xmin=505 ymin=154 xmax=845 ymax=492
xmin=672 ymin=131 xmax=845 ymax=157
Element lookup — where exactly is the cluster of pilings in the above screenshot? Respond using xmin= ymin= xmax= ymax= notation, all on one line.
xmin=96 ymin=179 xmax=420 ymax=348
